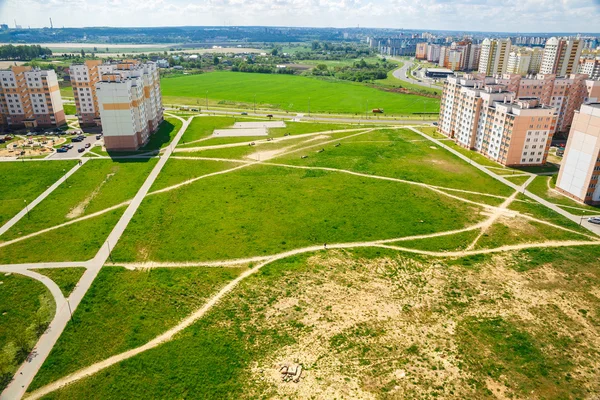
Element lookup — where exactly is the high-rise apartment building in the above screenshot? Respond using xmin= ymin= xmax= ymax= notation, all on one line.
xmin=506 ymin=47 xmax=542 ymax=76
xmin=555 ymin=103 xmax=600 ymax=205
xmin=0 ymin=66 xmax=66 ymax=129
xmin=94 ymin=61 xmax=163 ymax=151
xmin=70 ymin=60 xmax=163 ymax=150
xmin=540 ymin=37 xmax=583 ymax=75
xmin=579 ymin=57 xmax=600 ymax=80
xmin=427 ymin=44 xmax=441 ymax=63
xmin=478 ymin=38 xmax=511 ymax=75
xmin=416 ymin=43 xmax=428 ymax=60
xmin=439 ymin=75 xmax=557 ymax=166
xmin=70 ymin=60 xmax=103 ymax=126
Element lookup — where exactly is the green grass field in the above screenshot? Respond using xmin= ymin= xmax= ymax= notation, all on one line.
xmin=1 ymin=158 xmax=157 ymax=242
xmin=35 ymin=245 xmax=600 ymax=399
xmin=112 ymin=163 xmax=484 ymax=262
xmin=0 ymin=160 xmax=77 ymax=226
xmin=30 ymin=266 xmax=245 ymax=391
xmin=527 ymin=175 xmax=600 ymax=213
xmin=0 ymin=272 xmax=54 ymax=391
xmin=161 ymin=71 xmax=440 ymax=115
xmin=62 ymin=104 xmax=76 ymax=116
xmin=32 ymin=268 xmax=86 ymax=297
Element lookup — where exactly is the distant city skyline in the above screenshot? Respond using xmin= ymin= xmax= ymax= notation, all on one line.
xmin=1 ymin=0 xmax=600 ymax=34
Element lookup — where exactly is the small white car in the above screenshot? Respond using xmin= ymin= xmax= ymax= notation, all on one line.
xmin=588 ymin=217 xmax=600 ymax=225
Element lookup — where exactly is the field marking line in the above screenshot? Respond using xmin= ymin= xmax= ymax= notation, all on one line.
xmin=0 ymin=159 xmax=90 ymax=237
xmin=26 ymin=236 xmax=600 ymax=400
xmin=0 ymin=202 xmax=131 ymax=249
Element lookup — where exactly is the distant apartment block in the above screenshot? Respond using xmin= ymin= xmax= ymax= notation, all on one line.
xmin=0 ymin=66 xmax=65 ymax=129
xmin=540 ymin=37 xmax=582 ymax=75
xmin=416 ymin=43 xmax=428 ymax=60
xmin=579 ymin=57 xmax=600 ymax=80
xmin=506 ymin=47 xmax=543 ymax=76
xmin=555 ymin=103 xmax=600 ymax=205
xmin=426 ymin=44 xmax=441 ymax=63
xmin=478 ymin=38 xmax=511 ymax=75
xmin=70 ymin=60 xmax=163 ymax=150
xmin=439 ymin=75 xmax=557 ymax=166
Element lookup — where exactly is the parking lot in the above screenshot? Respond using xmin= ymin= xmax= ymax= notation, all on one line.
xmin=49 ymin=135 xmax=101 ymax=159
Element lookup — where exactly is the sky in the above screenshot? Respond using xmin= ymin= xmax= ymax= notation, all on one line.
xmin=0 ymin=0 xmax=599 ymax=33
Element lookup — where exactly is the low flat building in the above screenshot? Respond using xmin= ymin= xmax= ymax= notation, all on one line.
xmin=0 ymin=66 xmax=66 ymax=129
xmin=424 ymin=68 xmax=454 ymax=78
xmin=555 ymin=103 xmax=600 ymax=205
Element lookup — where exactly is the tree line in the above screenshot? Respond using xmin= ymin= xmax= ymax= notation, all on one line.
xmin=0 ymin=44 xmax=53 ymax=61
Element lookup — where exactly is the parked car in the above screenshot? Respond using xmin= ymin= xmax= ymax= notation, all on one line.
xmin=432 ymin=122 xmax=438 ymax=126
xmin=57 ymin=147 xmax=68 ymax=153
xmin=96 ymin=134 xmax=102 ymax=140
xmin=67 ymin=144 xmax=74 ymax=149
xmin=589 ymin=217 xmax=600 ymax=225
xmin=85 ymin=143 xmax=91 ymax=148
xmin=78 ymin=147 xmax=85 ymax=153
xmin=241 ymin=112 xmax=248 ymax=115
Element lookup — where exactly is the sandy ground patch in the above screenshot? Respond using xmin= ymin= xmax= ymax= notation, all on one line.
xmin=0 ymin=137 xmax=56 ymax=158
xmin=66 ymin=172 xmax=115 ymax=219
xmin=213 ymin=128 xmax=268 ymax=137
xmin=233 ymin=121 xmax=286 ymax=129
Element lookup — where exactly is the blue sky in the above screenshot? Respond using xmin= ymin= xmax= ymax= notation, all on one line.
xmin=0 ymin=0 xmax=599 ymax=33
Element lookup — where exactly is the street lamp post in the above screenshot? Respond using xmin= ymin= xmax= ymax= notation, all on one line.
xmin=106 ymin=239 xmax=114 ymax=263
xmin=67 ymin=299 xmax=75 ymax=324
xmin=254 ymin=94 xmax=256 ymax=114
xmin=308 ymin=97 xmax=310 ymax=117
xmin=24 ymin=199 xmax=29 ymax=218
xmin=63 ymin=168 xmax=68 ymax=185
xmin=580 ymin=211 xmax=586 ymax=226
xmin=205 ymin=91 xmax=208 ymax=111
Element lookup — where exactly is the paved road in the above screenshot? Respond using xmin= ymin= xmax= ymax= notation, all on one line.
xmin=0 ymin=159 xmax=89 ymax=236
xmin=0 ymin=115 xmax=190 ymax=400
xmin=389 ymin=57 xmax=441 ymax=91
xmin=407 ymin=127 xmax=600 ymax=236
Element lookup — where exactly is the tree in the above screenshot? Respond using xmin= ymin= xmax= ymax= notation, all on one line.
xmin=271 ymin=48 xmax=278 ymax=56
xmin=213 ymin=55 xmax=219 ymax=65
xmin=80 ymin=49 xmax=85 ymax=58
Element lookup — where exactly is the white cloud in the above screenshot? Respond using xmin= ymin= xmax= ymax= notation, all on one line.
xmin=0 ymin=0 xmax=599 ymax=32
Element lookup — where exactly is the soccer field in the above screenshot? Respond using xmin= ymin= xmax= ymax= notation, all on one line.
xmin=160 ymin=71 xmax=440 ymax=115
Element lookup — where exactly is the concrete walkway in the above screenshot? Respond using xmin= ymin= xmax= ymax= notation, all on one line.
xmin=0 ymin=159 xmax=89 ymax=236
xmin=0 ymin=115 xmax=190 ymax=400
xmin=407 ymin=127 xmax=600 ymax=236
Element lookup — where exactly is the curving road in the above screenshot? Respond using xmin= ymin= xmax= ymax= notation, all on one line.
xmin=390 ymin=58 xmax=440 ymax=90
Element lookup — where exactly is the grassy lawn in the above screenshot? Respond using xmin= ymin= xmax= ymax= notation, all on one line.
xmin=29 ymin=266 xmax=245 ymax=391
xmin=275 ymin=128 xmax=513 ymax=196
xmin=112 ymin=164 xmax=484 ymax=262
xmin=503 ymin=175 xmax=531 ymax=186
xmin=62 ymin=104 xmax=76 ymax=116
xmin=59 ymin=85 xmax=73 ymax=98
xmin=39 ymin=245 xmax=600 ymax=399
xmin=150 ymin=158 xmax=241 ymax=192
xmin=161 ymin=71 xmax=440 ymax=115
xmin=0 ymin=207 xmax=123 ymax=264
xmin=0 ymin=160 xmax=76 ymax=226
xmin=509 ymin=194 xmax=596 ymax=235
xmin=32 ymin=268 xmax=87 ymax=297
xmin=104 ymin=118 xmax=183 ymax=156
xmin=0 ymin=272 xmax=54 ymax=392
xmin=527 ymin=175 xmax=600 ymax=213
xmin=1 ymin=158 xmax=157 ymax=241
xmin=392 ymin=229 xmax=481 ymax=252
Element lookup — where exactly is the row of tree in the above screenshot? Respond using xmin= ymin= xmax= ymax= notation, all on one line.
xmin=312 ymin=59 xmax=396 ymax=82
xmin=0 ymin=44 xmax=52 ymax=60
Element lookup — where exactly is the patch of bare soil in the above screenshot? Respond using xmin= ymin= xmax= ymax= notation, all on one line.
xmin=243 ymin=250 xmax=600 ymax=399
xmin=66 ymin=172 xmax=115 ymax=219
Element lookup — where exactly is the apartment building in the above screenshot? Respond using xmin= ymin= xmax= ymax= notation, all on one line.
xmin=70 ymin=60 xmax=103 ymax=126
xmin=506 ymin=47 xmax=543 ymax=76
xmin=0 ymin=66 xmax=65 ymax=129
xmin=94 ymin=60 xmax=163 ymax=150
xmin=540 ymin=37 xmax=582 ymax=75
xmin=478 ymin=38 xmax=511 ymax=75
xmin=579 ymin=57 xmax=600 ymax=80
xmin=427 ymin=44 xmax=441 ymax=63
xmin=416 ymin=43 xmax=428 ymax=60
xmin=555 ymin=103 xmax=600 ymax=205
xmin=439 ymin=75 xmax=558 ymax=166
